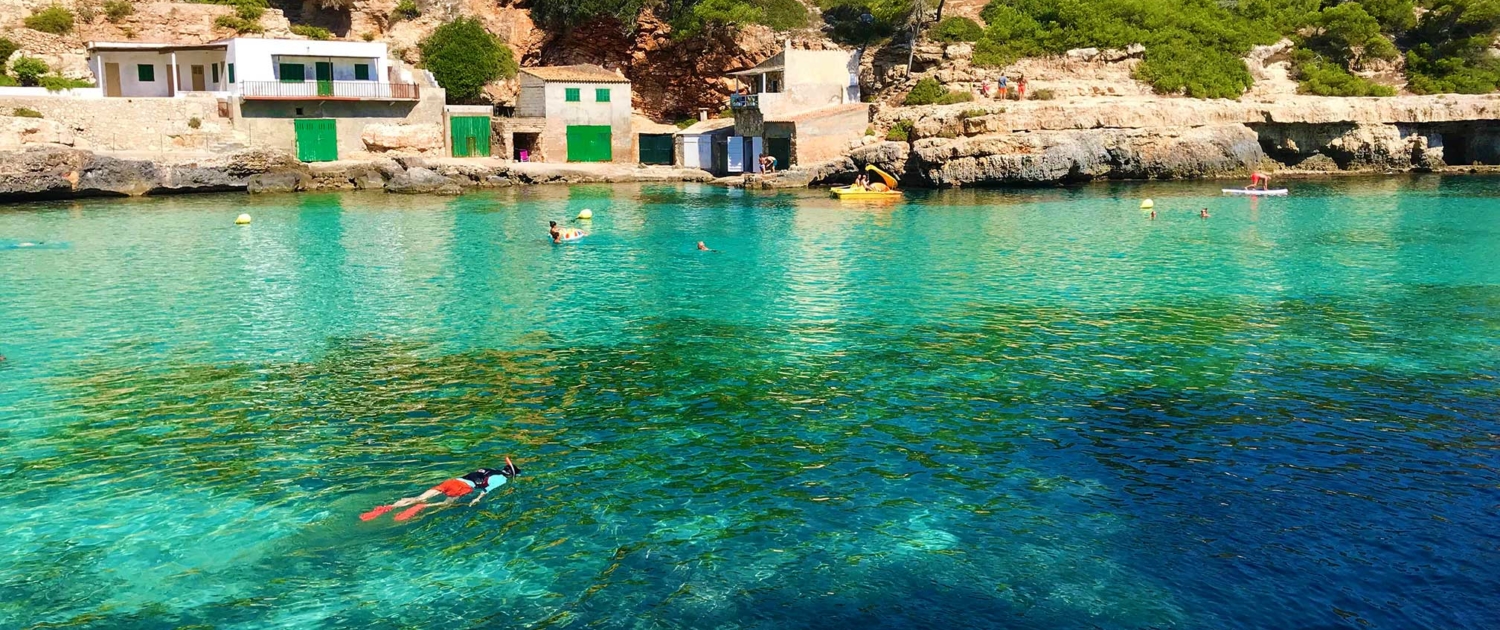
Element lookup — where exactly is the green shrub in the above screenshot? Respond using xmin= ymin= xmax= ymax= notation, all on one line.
xmin=961 ymin=108 xmax=990 ymax=118
xmin=39 ymin=75 xmax=94 ymax=91
xmin=188 ymin=116 xmax=202 ymax=129
xmin=1293 ymin=52 xmax=1396 ymax=96
xmin=215 ymin=15 xmax=265 ymax=33
xmin=0 ymin=38 xmax=18 ymax=73
xmin=361 ymin=30 xmax=377 ymax=41
xmin=391 ymin=0 xmax=420 ymax=21
xmin=1031 ymin=88 xmax=1056 ymax=100
xmin=104 ymin=0 xmax=133 ymax=22
xmin=903 ymin=76 xmax=946 ymax=105
xmin=933 ymin=90 xmax=973 ymax=104
xmin=25 ymin=6 xmax=76 ymax=34
xmin=820 ymin=0 xmax=912 ymax=45
xmin=670 ymin=0 xmax=809 ymax=38
xmin=973 ymin=0 xmax=1269 ymax=98
xmin=13 ymin=107 xmax=44 ymax=118
xmin=1134 ymin=41 xmax=1254 ymax=99
xmin=932 ymin=16 xmax=983 ymax=42
xmin=76 ymin=2 xmax=96 ymax=22
xmin=1404 ymin=0 xmax=1500 ymax=94
xmin=292 ymin=24 xmax=333 ymax=40
xmin=11 ymin=57 xmax=49 ymax=86
xmin=236 ymin=2 xmax=264 ymax=20
xmin=420 ymin=17 xmax=518 ymax=102
xmin=885 ymin=119 xmax=913 ymax=141
xmin=0 ymin=75 xmax=16 ymax=87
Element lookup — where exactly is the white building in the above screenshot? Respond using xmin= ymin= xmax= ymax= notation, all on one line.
xmin=509 ymin=65 xmax=633 ymax=163
xmin=722 ymin=45 xmax=869 ymax=174
xmin=87 ymin=38 xmax=413 ymax=100
xmin=80 ymin=38 xmax=454 ymax=162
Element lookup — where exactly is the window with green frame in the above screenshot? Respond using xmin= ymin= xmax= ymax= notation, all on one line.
xmin=595 ymin=88 xmax=610 ymax=102
xmin=137 ymin=64 xmax=154 ymax=82
xmin=212 ymin=64 xmax=220 ymax=84
xmin=279 ymin=63 xmax=305 ymax=82
xmin=354 ymin=64 xmax=370 ymax=81
xmin=228 ymin=63 xmax=235 ymax=84
xmin=565 ymin=87 xmax=580 ymax=102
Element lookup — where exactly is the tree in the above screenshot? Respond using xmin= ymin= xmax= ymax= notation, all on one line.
xmin=420 ymin=18 xmax=518 ymax=102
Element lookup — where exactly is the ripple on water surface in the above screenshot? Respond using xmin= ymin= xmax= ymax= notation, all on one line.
xmin=0 ymin=179 xmax=1498 ymax=629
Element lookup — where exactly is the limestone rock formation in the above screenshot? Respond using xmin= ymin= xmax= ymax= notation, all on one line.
xmin=0 ymin=115 xmax=75 ymax=147
xmin=361 ymin=123 xmax=445 ymax=154
xmin=386 ymin=166 xmax=461 ymax=194
xmin=910 ymin=125 xmax=1263 ymax=186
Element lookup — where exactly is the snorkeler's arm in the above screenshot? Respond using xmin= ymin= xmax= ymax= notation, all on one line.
xmin=468 ymin=491 xmax=487 ymax=507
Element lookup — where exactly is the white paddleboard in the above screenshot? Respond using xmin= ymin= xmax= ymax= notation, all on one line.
xmin=1222 ymin=188 xmax=1288 ymax=196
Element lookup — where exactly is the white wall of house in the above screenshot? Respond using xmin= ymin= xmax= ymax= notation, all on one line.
xmin=227 ymin=38 xmax=391 ymax=83
xmin=89 ymin=51 xmax=173 ymax=97
xmin=751 ymin=48 xmax=862 ymax=118
xmin=542 ymin=80 xmax=633 ymax=162
xmin=173 ymin=51 xmax=229 ymax=92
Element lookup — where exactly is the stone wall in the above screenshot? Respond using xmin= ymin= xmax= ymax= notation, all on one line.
xmin=0 ymin=94 xmax=236 ymax=152
xmin=788 ymin=104 xmax=869 ymax=166
xmin=234 ymin=87 xmax=447 ymax=158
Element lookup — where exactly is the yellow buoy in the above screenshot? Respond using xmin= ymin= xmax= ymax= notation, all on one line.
xmin=577 ymin=208 xmax=593 ymax=220
xmin=235 ymin=213 xmax=252 ymax=225
xmin=1139 ymin=199 xmax=1154 ymax=210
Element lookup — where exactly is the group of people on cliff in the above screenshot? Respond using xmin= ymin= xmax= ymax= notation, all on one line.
xmin=978 ymin=74 xmax=1027 ymax=100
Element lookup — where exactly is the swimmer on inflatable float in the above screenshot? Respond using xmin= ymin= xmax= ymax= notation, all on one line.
xmin=549 ymin=221 xmax=586 ymax=243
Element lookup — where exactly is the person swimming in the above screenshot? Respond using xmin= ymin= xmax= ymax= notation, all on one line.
xmin=549 ymin=221 xmax=584 ymax=243
xmin=1200 ymin=207 xmax=1210 ymax=218
xmin=361 ymin=457 xmax=521 ymax=521
xmin=697 ymin=241 xmax=712 ymax=251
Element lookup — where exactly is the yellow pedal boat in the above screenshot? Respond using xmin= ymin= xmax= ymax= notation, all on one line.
xmin=832 ymin=165 xmax=903 ymax=200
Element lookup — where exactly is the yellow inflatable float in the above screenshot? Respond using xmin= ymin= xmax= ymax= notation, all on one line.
xmin=832 ymin=165 xmax=903 ymax=201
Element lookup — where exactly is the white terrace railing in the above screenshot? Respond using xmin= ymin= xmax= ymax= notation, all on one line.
xmin=238 ymin=80 xmax=420 ymax=101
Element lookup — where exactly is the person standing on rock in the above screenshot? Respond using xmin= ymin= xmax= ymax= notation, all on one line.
xmin=1018 ymin=75 xmax=1028 ymax=100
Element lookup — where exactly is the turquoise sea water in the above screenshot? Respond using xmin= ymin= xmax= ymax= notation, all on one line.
xmin=1 ymin=178 xmax=1497 ymax=629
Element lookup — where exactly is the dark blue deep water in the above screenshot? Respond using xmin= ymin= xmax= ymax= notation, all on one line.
xmin=1 ymin=178 xmax=1497 ymax=629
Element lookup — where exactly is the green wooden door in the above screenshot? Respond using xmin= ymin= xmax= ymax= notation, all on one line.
xmin=450 ymin=116 xmax=491 ymax=157
xmin=639 ymin=134 xmax=673 ymax=165
xmin=566 ymin=125 xmax=612 ymax=162
xmin=295 ymin=119 xmax=338 ymax=162
xmin=315 ymin=62 xmax=333 ymax=97
xmin=767 ymin=137 xmax=792 ymax=171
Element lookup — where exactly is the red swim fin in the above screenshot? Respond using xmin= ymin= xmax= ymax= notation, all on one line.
xmin=393 ymin=504 xmax=429 ymax=522
xmin=360 ymin=505 xmax=395 ymax=521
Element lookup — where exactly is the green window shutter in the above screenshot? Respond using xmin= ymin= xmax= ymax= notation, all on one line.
xmin=137 ymin=64 xmax=154 ymax=82
xmin=596 ymin=88 xmax=610 ymax=102
xmin=280 ymin=63 xmax=305 ymax=83
xmin=565 ymin=87 xmax=580 ymax=102
xmin=212 ymin=64 xmax=220 ymax=83
xmin=228 ymin=63 xmax=235 ymax=83
xmin=354 ymin=64 xmax=370 ymax=81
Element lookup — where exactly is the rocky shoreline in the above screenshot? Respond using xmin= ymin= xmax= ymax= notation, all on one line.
xmin=765 ymin=94 xmax=1500 ymax=188
xmin=0 ymin=145 xmax=717 ymax=203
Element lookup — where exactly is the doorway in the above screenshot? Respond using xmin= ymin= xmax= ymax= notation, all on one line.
xmin=513 ymin=132 xmax=541 ymax=162
xmin=104 ymin=63 xmax=121 ymax=97
xmin=315 ymin=62 xmax=333 ymax=97
xmin=191 ymin=65 xmax=206 ymax=91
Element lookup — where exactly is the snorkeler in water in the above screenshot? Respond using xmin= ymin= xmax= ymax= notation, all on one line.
xmin=361 ymin=457 xmax=521 ymax=521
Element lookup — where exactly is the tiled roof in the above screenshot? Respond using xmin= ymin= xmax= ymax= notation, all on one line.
xmin=520 ymin=64 xmax=629 ymax=83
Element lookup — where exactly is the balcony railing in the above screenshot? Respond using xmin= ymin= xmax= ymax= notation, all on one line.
xmin=729 ymin=93 xmax=759 ymax=109
xmin=239 ymin=80 xmax=421 ymax=101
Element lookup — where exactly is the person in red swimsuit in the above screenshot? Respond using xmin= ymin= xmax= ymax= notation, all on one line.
xmin=1249 ymin=171 xmax=1270 ymax=190
xmin=361 ymin=457 xmax=522 ymax=521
